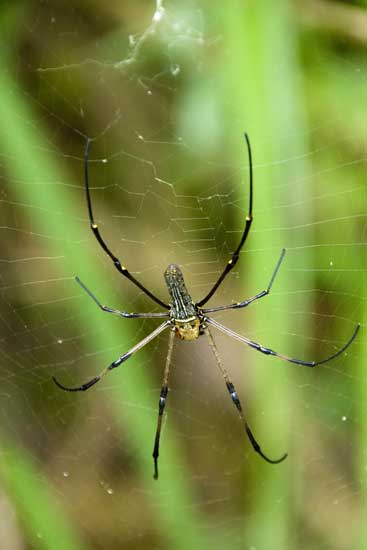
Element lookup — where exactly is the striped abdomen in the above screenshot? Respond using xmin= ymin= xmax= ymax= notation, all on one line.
xmin=164 ymin=264 xmax=200 ymax=340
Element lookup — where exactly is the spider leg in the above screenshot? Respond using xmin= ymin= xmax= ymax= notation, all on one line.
xmin=152 ymin=328 xmax=175 ymax=480
xmin=53 ymin=320 xmax=171 ymax=392
xmin=205 ymin=327 xmax=287 ymax=464
xmin=202 ymin=249 xmax=285 ymax=314
xmin=197 ymin=133 xmax=253 ymax=307
xmin=84 ymin=139 xmax=169 ymax=309
xmin=76 ymin=277 xmax=170 ymax=319
xmin=205 ymin=317 xmax=360 ymax=367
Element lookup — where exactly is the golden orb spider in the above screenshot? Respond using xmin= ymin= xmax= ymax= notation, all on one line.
xmin=53 ymin=134 xmax=360 ymax=479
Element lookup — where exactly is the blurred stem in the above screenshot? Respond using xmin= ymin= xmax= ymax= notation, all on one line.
xmin=0 ymin=62 xmax=216 ymax=550
xmin=216 ymin=0 xmax=311 ymax=547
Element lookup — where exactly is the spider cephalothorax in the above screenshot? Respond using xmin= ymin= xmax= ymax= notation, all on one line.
xmin=53 ymin=134 xmax=360 ymax=480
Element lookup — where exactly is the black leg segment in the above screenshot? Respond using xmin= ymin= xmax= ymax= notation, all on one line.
xmin=84 ymin=138 xmax=169 ymax=309
xmin=202 ymin=249 xmax=286 ymax=314
xmin=197 ymin=133 xmax=253 ymax=307
xmin=53 ymin=320 xmax=170 ymax=392
xmin=205 ymin=327 xmax=287 ymax=465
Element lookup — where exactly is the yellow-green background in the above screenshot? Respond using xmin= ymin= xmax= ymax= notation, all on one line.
xmin=0 ymin=1 xmax=365 ymax=549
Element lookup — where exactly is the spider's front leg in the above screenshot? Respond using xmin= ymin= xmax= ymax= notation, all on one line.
xmin=83 ymin=138 xmax=169 ymax=310
xmin=197 ymin=133 xmax=254 ymax=307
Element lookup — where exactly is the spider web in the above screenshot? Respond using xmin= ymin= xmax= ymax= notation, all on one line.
xmin=0 ymin=1 xmax=365 ymax=550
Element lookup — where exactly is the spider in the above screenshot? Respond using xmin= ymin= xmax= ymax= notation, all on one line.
xmin=53 ymin=133 xmax=360 ymax=480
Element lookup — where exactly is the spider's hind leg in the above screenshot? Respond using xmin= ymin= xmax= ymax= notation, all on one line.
xmin=152 ymin=328 xmax=175 ymax=480
xmin=205 ymin=326 xmax=287 ymax=465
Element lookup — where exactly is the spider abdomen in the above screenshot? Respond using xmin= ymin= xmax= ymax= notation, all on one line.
xmin=164 ymin=264 xmax=201 ymax=340
xmin=164 ymin=264 xmax=196 ymax=319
